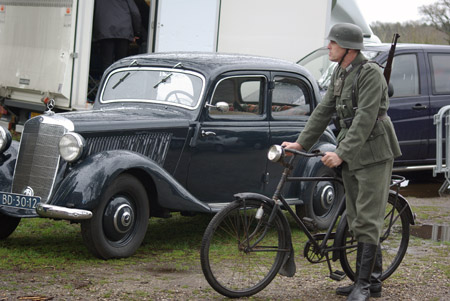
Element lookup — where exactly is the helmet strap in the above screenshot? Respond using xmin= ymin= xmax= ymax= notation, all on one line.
xmin=338 ymin=49 xmax=349 ymax=66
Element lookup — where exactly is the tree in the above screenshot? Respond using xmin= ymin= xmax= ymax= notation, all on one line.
xmin=419 ymin=0 xmax=450 ymax=44
xmin=370 ymin=21 xmax=448 ymax=44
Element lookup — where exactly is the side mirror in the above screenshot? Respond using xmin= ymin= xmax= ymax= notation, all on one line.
xmin=388 ymin=82 xmax=394 ymax=97
xmin=207 ymin=101 xmax=229 ymax=113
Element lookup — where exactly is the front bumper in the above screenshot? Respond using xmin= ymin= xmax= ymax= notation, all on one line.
xmin=36 ymin=203 xmax=92 ymax=220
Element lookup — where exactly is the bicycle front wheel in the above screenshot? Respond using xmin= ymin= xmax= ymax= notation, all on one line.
xmin=339 ymin=192 xmax=411 ymax=281
xmin=200 ymin=199 xmax=289 ymax=298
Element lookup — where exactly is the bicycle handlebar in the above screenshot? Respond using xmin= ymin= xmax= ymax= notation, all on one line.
xmin=284 ymin=148 xmax=325 ymax=157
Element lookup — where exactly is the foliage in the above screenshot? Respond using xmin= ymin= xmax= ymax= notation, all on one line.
xmin=369 ymin=0 xmax=450 ymax=45
xmin=419 ymin=0 xmax=450 ymax=43
xmin=370 ymin=21 xmax=449 ymax=44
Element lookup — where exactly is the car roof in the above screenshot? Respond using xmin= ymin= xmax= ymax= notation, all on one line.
xmin=364 ymin=43 xmax=450 ymax=52
xmin=111 ymin=52 xmax=313 ymax=78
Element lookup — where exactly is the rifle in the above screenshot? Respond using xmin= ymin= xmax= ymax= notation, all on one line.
xmin=383 ymin=33 xmax=400 ymax=85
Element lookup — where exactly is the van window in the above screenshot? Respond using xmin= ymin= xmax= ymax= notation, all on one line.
xmin=429 ymin=53 xmax=450 ymax=94
xmin=390 ymin=54 xmax=420 ymax=97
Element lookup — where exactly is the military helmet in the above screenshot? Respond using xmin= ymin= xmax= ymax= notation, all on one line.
xmin=326 ymin=23 xmax=364 ymax=50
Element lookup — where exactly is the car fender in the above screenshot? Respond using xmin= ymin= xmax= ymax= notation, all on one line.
xmin=50 ymin=150 xmax=211 ymax=213
xmin=0 ymin=140 xmax=19 ymax=192
xmin=292 ymin=141 xmax=337 ymax=196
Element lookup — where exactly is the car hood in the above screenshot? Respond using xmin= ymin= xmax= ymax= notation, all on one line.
xmin=58 ymin=105 xmax=193 ymax=133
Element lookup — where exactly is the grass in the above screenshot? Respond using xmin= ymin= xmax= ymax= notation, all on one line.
xmin=1 ymin=203 xmax=448 ymax=299
xmin=0 ymin=210 xmax=314 ymax=274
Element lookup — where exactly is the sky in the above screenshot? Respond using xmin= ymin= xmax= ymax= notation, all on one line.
xmin=355 ymin=0 xmax=438 ymax=24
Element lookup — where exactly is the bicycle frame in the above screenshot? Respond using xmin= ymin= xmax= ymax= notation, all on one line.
xmin=258 ymin=148 xmax=410 ymax=273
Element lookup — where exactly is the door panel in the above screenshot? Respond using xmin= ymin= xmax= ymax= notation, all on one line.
xmin=387 ymin=52 xmax=430 ymax=164
xmin=187 ymin=75 xmax=270 ymax=203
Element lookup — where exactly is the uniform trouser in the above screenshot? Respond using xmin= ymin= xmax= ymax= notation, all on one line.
xmin=342 ymin=159 xmax=394 ymax=245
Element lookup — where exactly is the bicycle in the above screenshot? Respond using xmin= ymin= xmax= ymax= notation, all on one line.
xmin=200 ymin=145 xmax=415 ymax=298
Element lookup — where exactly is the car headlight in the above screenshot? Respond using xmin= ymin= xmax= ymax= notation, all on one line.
xmin=267 ymin=145 xmax=284 ymax=162
xmin=59 ymin=132 xmax=85 ymax=162
xmin=0 ymin=126 xmax=12 ymax=153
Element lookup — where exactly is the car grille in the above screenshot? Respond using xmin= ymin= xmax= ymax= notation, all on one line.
xmin=12 ymin=116 xmax=69 ymax=203
xmin=85 ymin=133 xmax=172 ymax=165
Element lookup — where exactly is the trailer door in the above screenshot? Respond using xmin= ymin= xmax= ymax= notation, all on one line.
xmin=0 ymin=0 xmax=93 ymax=116
xmin=153 ymin=0 xmax=219 ymax=52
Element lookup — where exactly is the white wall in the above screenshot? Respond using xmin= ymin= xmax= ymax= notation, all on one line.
xmin=217 ymin=0 xmax=332 ymax=61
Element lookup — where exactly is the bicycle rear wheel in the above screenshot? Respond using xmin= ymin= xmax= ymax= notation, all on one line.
xmin=339 ymin=192 xmax=410 ymax=281
xmin=200 ymin=199 xmax=289 ymax=298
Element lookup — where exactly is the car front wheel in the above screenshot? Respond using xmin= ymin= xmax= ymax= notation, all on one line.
xmin=81 ymin=174 xmax=149 ymax=259
xmin=0 ymin=213 xmax=21 ymax=239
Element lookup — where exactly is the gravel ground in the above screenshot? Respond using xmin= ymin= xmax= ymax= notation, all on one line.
xmin=0 ymin=194 xmax=449 ymax=300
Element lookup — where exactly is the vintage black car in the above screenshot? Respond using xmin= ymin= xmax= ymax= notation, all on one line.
xmin=0 ymin=52 xmax=339 ymax=259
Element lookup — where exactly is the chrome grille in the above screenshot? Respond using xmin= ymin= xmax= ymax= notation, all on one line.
xmin=86 ymin=133 xmax=172 ymax=165
xmin=12 ymin=116 xmax=68 ymax=203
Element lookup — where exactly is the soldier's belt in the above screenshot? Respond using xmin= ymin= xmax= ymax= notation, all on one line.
xmin=339 ymin=114 xmax=389 ymax=129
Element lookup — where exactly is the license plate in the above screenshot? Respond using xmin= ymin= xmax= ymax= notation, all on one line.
xmin=0 ymin=192 xmax=41 ymax=210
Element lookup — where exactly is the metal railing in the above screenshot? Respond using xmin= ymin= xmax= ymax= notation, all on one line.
xmin=433 ymin=105 xmax=450 ymax=195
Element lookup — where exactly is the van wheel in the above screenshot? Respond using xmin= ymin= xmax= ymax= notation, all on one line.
xmin=0 ymin=213 xmax=20 ymax=239
xmin=81 ymin=174 xmax=149 ymax=259
xmin=296 ymin=165 xmax=344 ymax=229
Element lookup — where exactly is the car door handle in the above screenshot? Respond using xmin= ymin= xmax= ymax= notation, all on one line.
xmin=201 ymin=130 xmax=216 ymax=137
xmin=412 ymin=104 xmax=428 ymax=110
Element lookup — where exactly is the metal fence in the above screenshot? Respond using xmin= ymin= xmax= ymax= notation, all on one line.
xmin=433 ymin=105 xmax=450 ymax=195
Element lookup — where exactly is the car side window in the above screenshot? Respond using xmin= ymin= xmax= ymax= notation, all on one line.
xmin=390 ymin=54 xmax=420 ymax=97
xmin=429 ymin=53 xmax=450 ymax=95
xmin=209 ymin=76 xmax=265 ymax=118
xmin=271 ymin=76 xmax=311 ymax=119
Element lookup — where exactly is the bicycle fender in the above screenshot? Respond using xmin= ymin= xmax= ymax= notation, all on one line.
xmin=389 ymin=190 xmax=415 ymax=225
xmin=234 ymin=192 xmax=296 ymax=277
xmin=332 ymin=190 xmax=415 ymax=261
xmin=233 ymin=192 xmax=274 ymax=204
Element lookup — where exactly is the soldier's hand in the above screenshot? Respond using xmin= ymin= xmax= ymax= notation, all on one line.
xmin=281 ymin=142 xmax=303 ymax=156
xmin=321 ymin=152 xmax=343 ymax=168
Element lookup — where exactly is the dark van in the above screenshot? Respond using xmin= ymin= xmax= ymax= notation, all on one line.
xmin=299 ymin=43 xmax=450 ymax=171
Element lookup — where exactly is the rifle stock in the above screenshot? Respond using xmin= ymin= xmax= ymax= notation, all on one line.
xmin=383 ymin=33 xmax=400 ymax=85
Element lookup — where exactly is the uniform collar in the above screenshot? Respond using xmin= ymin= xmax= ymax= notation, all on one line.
xmin=339 ymin=52 xmax=367 ymax=75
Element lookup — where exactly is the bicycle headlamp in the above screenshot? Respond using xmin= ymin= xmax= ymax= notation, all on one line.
xmin=267 ymin=145 xmax=284 ymax=162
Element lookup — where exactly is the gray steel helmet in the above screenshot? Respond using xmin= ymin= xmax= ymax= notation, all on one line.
xmin=326 ymin=23 xmax=364 ymax=50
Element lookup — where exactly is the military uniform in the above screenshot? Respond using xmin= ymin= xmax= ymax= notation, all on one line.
xmin=296 ymin=52 xmax=401 ymax=244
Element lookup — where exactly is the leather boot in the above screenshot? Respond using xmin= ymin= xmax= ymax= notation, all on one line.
xmin=336 ymin=244 xmax=382 ymax=297
xmin=347 ymin=242 xmax=378 ymax=301
xmin=336 ymin=242 xmax=362 ymax=296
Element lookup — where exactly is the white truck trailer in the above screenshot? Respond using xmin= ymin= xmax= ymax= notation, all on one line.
xmin=0 ymin=0 xmax=376 ymax=127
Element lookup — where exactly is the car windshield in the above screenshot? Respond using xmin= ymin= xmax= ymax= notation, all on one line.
xmin=100 ymin=67 xmax=204 ymax=109
xmin=298 ymin=48 xmax=380 ymax=90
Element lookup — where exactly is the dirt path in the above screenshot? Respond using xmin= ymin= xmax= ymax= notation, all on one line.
xmin=1 ymin=195 xmax=449 ymax=300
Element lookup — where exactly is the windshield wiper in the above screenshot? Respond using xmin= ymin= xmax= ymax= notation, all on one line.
xmin=112 ymin=60 xmax=139 ymax=89
xmin=112 ymin=72 xmax=130 ymax=89
xmin=153 ymin=62 xmax=183 ymax=89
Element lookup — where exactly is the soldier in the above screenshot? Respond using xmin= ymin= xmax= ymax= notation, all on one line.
xmin=282 ymin=23 xmax=401 ymax=300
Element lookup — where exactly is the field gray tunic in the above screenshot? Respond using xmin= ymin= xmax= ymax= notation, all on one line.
xmin=296 ymin=52 xmax=401 ymax=244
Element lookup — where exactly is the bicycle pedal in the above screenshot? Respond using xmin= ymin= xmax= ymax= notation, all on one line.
xmin=302 ymin=217 xmax=317 ymax=231
xmin=330 ymin=270 xmax=346 ymax=281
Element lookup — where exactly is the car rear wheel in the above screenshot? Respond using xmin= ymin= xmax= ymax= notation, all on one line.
xmin=81 ymin=174 xmax=149 ymax=259
xmin=296 ymin=165 xmax=344 ymax=229
xmin=0 ymin=212 xmax=21 ymax=239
